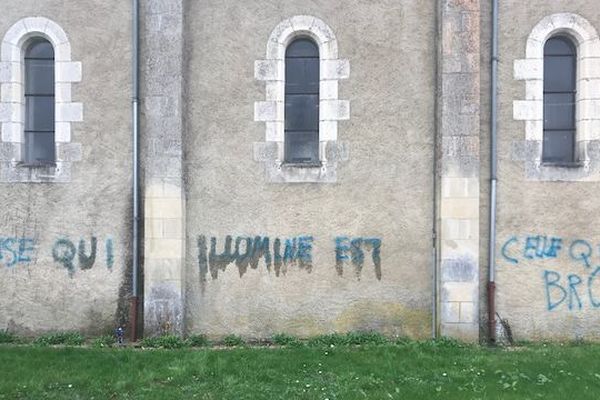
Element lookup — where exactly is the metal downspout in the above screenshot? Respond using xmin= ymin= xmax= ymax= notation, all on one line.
xmin=432 ymin=0 xmax=441 ymax=340
xmin=129 ymin=0 xmax=140 ymax=342
xmin=488 ymin=0 xmax=499 ymax=344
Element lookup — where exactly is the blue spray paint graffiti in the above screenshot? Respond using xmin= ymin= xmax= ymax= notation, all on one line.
xmin=0 ymin=237 xmax=35 ymax=267
xmin=197 ymin=234 xmax=383 ymax=282
xmin=52 ymin=237 xmax=115 ymax=276
xmin=0 ymin=235 xmax=115 ymax=276
xmin=197 ymin=235 xmax=314 ymax=281
xmin=501 ymin=235 xmax=600 ymax=311
xmin=335 ymin=236 xmax=382 ymax=280
xmin=543 ymin=268 xmax=600 ymax=311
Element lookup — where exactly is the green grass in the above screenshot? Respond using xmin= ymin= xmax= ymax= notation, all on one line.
xmin=1 ymin=341 xmax=600 ymax=399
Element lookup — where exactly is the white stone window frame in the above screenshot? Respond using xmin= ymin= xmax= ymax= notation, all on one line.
xmin=513 ymin=13 xmax=600 ymax=181
xmin=0 ymin=17 xmax=82 ymax=183
xmin=254 ymin=15 xmax=349 ymax=183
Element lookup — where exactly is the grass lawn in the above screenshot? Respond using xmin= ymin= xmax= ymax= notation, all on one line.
xmin=1 ymin=342 xmax=600 ymax=399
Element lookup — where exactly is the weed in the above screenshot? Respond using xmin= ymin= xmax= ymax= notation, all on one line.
xmin=307 ymin=331 xmax=389 ymax=347
xmin=345 ymin=331 xmax=389 ymax=345
xmin=33 ymin=332 xmax=85 ymax=346
xmin=394 ymin=336 xmax=414 ymax=346
xmin=141 ymin=335 xmax=188 ymax=349
xmin=307 ymin=333 xmax=348 ymax=347
xmin=272 ymin=333 xmax=302 ymax=346
xmin=93 ymin=334 xmax=116 ymax=348
xmin=0 ymin=330 xmax=18 ymax=344
xmin=222 ymin=334 xmax=245 ymax=347
xmin=187 ymin=334 xmax=210 ymax=347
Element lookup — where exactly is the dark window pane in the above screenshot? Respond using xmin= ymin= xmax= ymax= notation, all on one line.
xmin=25 ymin=59 xmax=54 ymax=94
xmin=25 ymin=40 xmax=54 ymax=59
xmin=544 ymin=93 xmax=575 ymax=130
xmin=285 ymin=131 xmax=319 ymax=163
xmin=25 ymin=96 xmax=55 ymax=132
xmin=24 ymin=131 xmax=55 ymax=163
xmin=544 ymin=56 xmax=575 ymax=92
xmin=543 ymin=36 xmax=577 ymax=163
xmin=544 ymin=37 xmax=575 ymax=56
xmin=285 ymin=39 xmax=319 ymax=58
xmin=285 ymin=94 xmax=319 ymax=131
xmin=286 ymin=58 xmax=319 ymax=94
xmin=285 ymin=38 xmax=319 ymax=164
xmin=543 ymin=130 xmax=574 ymax=162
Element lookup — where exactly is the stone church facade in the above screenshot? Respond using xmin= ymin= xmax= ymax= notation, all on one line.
xmin=2 ymin=0 xmax=600 ymax=342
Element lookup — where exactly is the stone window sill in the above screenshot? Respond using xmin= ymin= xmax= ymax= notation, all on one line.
xmin=17 ymin=161 xmax=57 ymax=168
xmin=540 ymin=161 xmax=583 ymax=169
xmin=281 ymin=162 xmax=323 ymax=169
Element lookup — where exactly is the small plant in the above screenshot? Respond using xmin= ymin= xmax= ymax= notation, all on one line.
xmin=345 ymin=331 xmax=389 ymax=345
xmin=223 ymin=334 xmax=245 ymax=347
xmin=0 ymin=330 xmax=18 ymax=344
xmin=141 ymin=335 xmax=185 ymax=349
xmin=394 ymin=336 xmax=413 ymax=346
xmin=34 ymin=332 xmax=85 ymax=346
xmin=272 ymin=333 xmax=302 ymax=346
xmin=141 ymin=334 xmax=187 ymax=349
xmin=307 ymin=333 xmax=348 ymax=347
xmin=187 ymin=334 xmax=210 ymax=347
xmin=93 ymin=334 xmax=116 ymax=348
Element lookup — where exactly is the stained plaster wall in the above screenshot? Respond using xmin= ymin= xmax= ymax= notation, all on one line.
xmin=183 ymin=0 xmax=437 ymax=338
xmin=494 ymin=1 xmax=600 ymax=340
xmin=0 ymin=1 xmax=132 ymax=335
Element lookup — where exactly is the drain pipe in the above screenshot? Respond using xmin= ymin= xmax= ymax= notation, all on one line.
xmin=129 ymin=0 xmax=140 ymax=342
xmin=488 ymin=0 xmax=499 ymax=344
xmin=432 ymin=0 xmax=441 ymax=340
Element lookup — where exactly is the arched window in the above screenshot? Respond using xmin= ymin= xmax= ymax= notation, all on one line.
xmin=543 ymin=36 xmax=576 ymax=163
xmin=24 ymin=38 xmax=55 ymax=165
xmin=284 ymin=38 xmax=319 ymax=164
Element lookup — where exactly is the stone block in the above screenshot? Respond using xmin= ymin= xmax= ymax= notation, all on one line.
xmin=145 ymin=197 xmax=183 ymax=219
xmin=265 ymin=81 xmax=284 ymax=102
xmin=144 ymin=258 xmax=183 ymax=283
xmin=254 ymin=60 xmax=283 ymax=81
xmin=56 ymin=102 xmax=83 ymax=122
xmin=55 ymin=61 xmax=83 ymax=82
xmin=440 ymin=198 xmax=478 ymax=219
xmin=513 ymin=100 xmax=542 ymax=121
xmin=1 ymin=82 xmax=20 ymax=103
xmin=1 ymin=122 xmax=22 ymax=143
xmin=320 ymin=80 xmax=338 ymax=100
xmin=55 ymin=83 xmax=72 ymax=103
xmin=319 ymin=120 xmax=338 ymax=141
xmin=55 ymin=122 xmax=71 ymax=143
xmin=146 ymin=238 xmax=183 ymax=259
xmin=56 ymin=143 xmax=82 ymax=162
xmin=441 ymin=281 xmax=477 ymax=303
xmin=320 ymin=99 xmax=350 ymax=121
xmin=440 ymin=322 xmax=479 ymax=342
xmin=321 ymin=59 xmax=350 ymax=80
xmin=441 ymin=218 xmax=478 ymax=241
xmin=264 ymin=121 xmax=284 ymax=141
xmin=459 ymin=302 xmax=476 ymax=323
xmin=441 ymin=301 xmax=460 ymax=323
xmin=254 ymin=101 xmax=281 ymax=122
xmin=513 ymin=59 xmax=542 ymax=80
xmin=145 ymin=218 xmax=163 ymax=239
xmin=163 ymin=218 xmax=183 ymax=239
